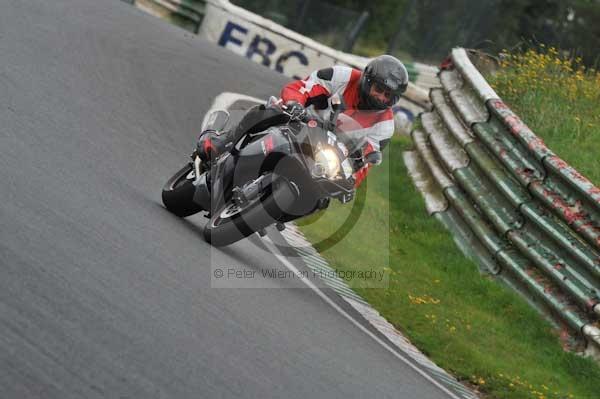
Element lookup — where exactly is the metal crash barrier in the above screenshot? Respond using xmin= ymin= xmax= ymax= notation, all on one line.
xmin=407 ymin=47 xmax=600 ymax=352
xmin=131 ymin=0 xmax=206 ymax=33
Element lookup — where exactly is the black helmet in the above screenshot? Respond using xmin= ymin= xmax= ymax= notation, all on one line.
xmin=359 ymin=55 xmax=409 ymax=110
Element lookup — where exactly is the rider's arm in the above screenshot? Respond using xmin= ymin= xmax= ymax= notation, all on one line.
xmin=352 ymin=141 xmax=375 ymax=188
xmin=352 ymin=112 xmax=395 ymax=188
xmin=280 ymin=66 xmax=355 ymax=109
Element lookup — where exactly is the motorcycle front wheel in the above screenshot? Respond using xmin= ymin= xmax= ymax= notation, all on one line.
xmin=203 ymin=178 xmax=297 ymax=247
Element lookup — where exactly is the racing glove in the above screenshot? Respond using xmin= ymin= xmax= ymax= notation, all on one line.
xmin=284 ymin=100 xmax=306 ymax=118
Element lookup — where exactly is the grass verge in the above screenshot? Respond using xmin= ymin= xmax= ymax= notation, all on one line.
xmin=297 ymin=134 xmax=600 ymax=398
xmin=488 ymin=47 xmax=600 ymax=185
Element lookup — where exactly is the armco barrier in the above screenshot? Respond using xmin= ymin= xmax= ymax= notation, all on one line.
xmin=132 ymin=0 xmax=206 ymax=33
xmin=408 ymin=48 xmax=600 ymax=352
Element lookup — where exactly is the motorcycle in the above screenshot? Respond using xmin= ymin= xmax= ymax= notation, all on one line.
xmin=161 ymin=94 xmax=382 ymax=247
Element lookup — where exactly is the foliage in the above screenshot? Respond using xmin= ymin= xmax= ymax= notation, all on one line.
xmin=230 ymin=0 xmax=600 ymax=65
xmin=489 ymin=46 xmax=600 ymax=184
xmin=329 ymin=0 xmax=600 ymax=66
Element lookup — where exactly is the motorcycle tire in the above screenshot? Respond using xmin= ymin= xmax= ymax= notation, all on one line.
xmin=203 ymin=178 xmax=296 ymax=247
xmin=162 ymin=163 xmax=204 ymax=217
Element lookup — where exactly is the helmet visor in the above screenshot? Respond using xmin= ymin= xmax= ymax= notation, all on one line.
xmin=369 ymin=80 xmax=401 ymax=107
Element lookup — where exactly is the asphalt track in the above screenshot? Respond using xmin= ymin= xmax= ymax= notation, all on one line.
xmin=0 ymin=1 xmax=454 ymax=398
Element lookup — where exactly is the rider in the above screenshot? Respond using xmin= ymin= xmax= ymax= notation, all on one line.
xmin=280 ymin=54 xmax=408 ymax=186
xmin=198 ymin=55 xmax=409 ymax=187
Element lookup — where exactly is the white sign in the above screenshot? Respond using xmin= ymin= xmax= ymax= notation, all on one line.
xmin=199 ymin=2 xmax=355 ymax=80
xmin=198 ymin=1 xmax=430 ymax=110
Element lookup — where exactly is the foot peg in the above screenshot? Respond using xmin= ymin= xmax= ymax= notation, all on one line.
xmin=275 ymin=222 xmax=285 ymax=231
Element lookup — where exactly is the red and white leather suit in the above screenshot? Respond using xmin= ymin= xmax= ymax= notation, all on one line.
xmin=281 ymin=66 xmax=394 ymax=187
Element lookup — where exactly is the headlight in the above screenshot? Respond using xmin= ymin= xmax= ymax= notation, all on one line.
xmin=313 ymin=148 xmax=340 ymax=179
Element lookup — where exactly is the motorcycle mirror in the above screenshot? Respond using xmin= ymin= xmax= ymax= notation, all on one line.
xmin=201 ymin=109 xmax=230 ymax=133
xmin=365 ymin=151 xmax=382 ymax=165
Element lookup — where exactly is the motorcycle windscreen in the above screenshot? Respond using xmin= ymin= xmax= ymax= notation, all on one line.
xmin=202 ymin=110 xmax=230 ymax=133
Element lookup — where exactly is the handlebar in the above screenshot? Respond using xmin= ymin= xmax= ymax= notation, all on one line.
xmin=276 ymin=100 xmax=370 ymax=162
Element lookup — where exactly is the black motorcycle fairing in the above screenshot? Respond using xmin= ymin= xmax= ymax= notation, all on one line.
xmin=230 ymin=105 xmax=291 ymax=151
xmin=203 ymin=126 xmax=302 ymax=218
xmin=269 ymin=155 xmax=321 ymax=219
xmin=231 ymin=128 xmax=293 ymax=188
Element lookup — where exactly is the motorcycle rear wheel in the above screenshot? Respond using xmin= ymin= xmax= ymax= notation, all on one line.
xmin=162 ymin=163 xmax=204 ymax=217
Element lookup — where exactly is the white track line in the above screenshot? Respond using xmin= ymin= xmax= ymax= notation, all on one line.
xmin=263 ymin=236 xmax=463 ymax=399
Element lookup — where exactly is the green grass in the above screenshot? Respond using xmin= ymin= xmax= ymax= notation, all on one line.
xmin=488 ymin=48 xmax=600 ymax=185
xmin=297 ymin=135 xmax=600 ymax=398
